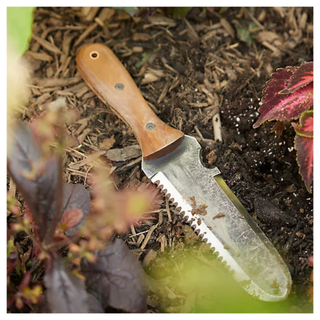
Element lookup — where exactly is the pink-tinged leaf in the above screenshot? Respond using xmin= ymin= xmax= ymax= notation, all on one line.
xmin=292 ymin=110 xmax=313 ymax=138
xmin=81 ymin=239 xmax=147 ymax=312
xmin=261 ymin=67 xmax=297 ymax=105
xmin=295 ymin=135 xmax=313 ymax=193
xmin=44 ymin=255 xmax=89 ymax=313
xmin=286 ymin=62 xmax=313 ymax=93
xmin=61 ymin=208 xmax=84 ymax=231
xmin=253 ymin=82 xmax=313 ymax=128
xmin=48 ymin=183 xmax=91 ymax=236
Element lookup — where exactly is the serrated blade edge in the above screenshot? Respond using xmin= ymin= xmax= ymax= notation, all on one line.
xmin=151 ymin=171 xmax=285 ymax=301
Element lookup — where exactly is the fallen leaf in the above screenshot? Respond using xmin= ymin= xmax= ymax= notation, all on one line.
xmin=99 ymin=135 xmax=115 ymax=150
xmin=106 ymin=145 xmax=141 ymax=162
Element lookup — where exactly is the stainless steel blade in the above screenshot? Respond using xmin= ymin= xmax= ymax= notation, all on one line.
xmin=142 ymin=135 xmax=292 ymax=301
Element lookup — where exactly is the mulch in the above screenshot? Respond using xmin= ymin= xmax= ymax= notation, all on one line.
xmin=10 ymin=7 xmax=313 ymax=312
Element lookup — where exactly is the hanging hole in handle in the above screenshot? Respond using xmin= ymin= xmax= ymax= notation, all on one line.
xmin=90 ymin=51 xmax=99 ymax=59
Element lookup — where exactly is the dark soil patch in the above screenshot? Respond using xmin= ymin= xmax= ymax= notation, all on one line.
xmin=8 ymin=7 xmax=313 ymax=313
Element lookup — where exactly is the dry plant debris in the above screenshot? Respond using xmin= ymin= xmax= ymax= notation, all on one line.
xmin=8 ymin=7 xmax=313 ymax=313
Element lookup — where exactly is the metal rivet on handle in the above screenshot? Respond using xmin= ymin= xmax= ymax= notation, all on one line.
xmin=115 ymin=83 xmax=124 ymax=91
xmin=146 ymin=123 xmax=156 ymax=130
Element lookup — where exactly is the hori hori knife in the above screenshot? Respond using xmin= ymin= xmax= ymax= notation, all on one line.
xmin=76 ymin=43 xmax=292 ymax=301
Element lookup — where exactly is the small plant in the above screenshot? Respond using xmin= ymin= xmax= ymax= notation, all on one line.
xmin=253 ymin=62 xmax=313 ymax=192
xmin=7 ymin=109 xmax=159 ymax=312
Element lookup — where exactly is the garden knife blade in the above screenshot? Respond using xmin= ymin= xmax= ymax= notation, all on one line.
xmin=76 ymin=43 xmax=292 ymax=301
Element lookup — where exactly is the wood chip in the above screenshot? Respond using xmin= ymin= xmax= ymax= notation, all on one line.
xmin=34 ymin=93 xmax=51 ymax=106
xmin=58 ymin=82 xmax=87 ymax=94
xmin=262 ymin=40 xmax=281 ymax=57
xmin=189 ymin=102 xmax=209 ymax=108
xmin=220 ymin=18 xmax=235 ymax=38
xmin=143 ymin=249 xmax=157 ymax=266
xmin=133 ymin=33 xmax=151 ymax=41
xmin=299 ymin=12 xmax=308 ymax=30
xmin=69 ymin=150 xmax=106 ymax=170
xmin=82 ymin=91 xmax=96 ymax=100
xmin=60 ymin=31 xmax=77 ymax=64
xmin=82 ymin=7 xmax=99 ymax=22
xmin=257 ymin=31 xmax=279 ymax=43
xmin=157 ymin=81 xmax=170 ymax=104
xmin=98 ymin=7 xmax=115 ymax=22
xmin=34 ymin=76 xmax=82 ymax=88
xmin=25 ymin=51 xmax=53 ymax=61
xmin=213 ymin=112 xmax=222 ymax=142
xmin=76 ymin=85 xmax=90 ymax=98
xmin=140 ymin=224 xmax=158 ymax=250
xmin=105 ymin=145 xmax=141 ymax=162
xmin=273 ymin=7 xmax=285 ymax=18
xmin=147 ymin=15 xmax=176 ymax=27
xmin=78 ymin=128 xmax=92 ymax=144
xmin=32 ymin=34 xmax=62 ymax=54
xmin=132 ymin=47 xmax=143 ymax=53
xmin=211 ymin=70 xmax=221 ymax=92
xmin=201 ymin=30 xmax=217 ymax=42
xmin=94 ymin=17 xmax=110 ymax=38
xmin=184 ymin=18 xmax=199 ymax=42
xmin=74 ymin=22 xmax=98 ymax=47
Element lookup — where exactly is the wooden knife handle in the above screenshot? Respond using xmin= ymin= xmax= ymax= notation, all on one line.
xmin=76 ymin=43 xmax=184 ymax=160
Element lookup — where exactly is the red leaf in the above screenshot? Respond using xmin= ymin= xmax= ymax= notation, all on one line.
xmin=295 ymin=135 xmax=313 ymax=192
xmin=261 ymin=67 xmax=297 ymax=105
xmin=285 ymin=62 xmax=313 ymax=93
xmin=253 ymin=82 xmax=313 ymax=128
xmin=292 ymin=110 xmax=313 ymax=138
xmin=61 ymin=208 xmax=84 ymax=231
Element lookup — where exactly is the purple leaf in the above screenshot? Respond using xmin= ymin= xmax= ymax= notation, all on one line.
xmin=49 ymin=183 xmax=91 ymax=236
xmin=7 ymin=122 xmax=59 ymax=240
xmin=44 ymin=256 xmax=89 ymax=313
xmin=81 ymin=239 xmax=147 ymax=312
xmin=87 ymin=293 xmax=105 ymax=313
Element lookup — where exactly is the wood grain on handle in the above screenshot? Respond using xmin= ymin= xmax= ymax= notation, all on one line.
xmin=76 ymin=43 xmax=184 ymax=160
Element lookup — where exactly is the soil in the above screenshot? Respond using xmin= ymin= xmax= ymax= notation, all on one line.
xmin=8 ymin=7 xmax=313 ymax=313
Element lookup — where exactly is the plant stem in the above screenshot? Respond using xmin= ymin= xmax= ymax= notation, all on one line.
xmin=43 ymin=110 xmax=65 ymax=246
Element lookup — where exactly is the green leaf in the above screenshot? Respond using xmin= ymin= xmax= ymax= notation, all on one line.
xmin=235 ymin=21 xmax=256 ymax=47
xmin=113 ymin=7 xmax=139 ymax=17
xmin=7 ymin=7 xmax=35 ymax=55
xmin=170 ymin=7 xmax=191 ymax=19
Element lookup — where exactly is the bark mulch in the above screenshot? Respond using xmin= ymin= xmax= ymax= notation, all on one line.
xmin=9 ymin=7 xmax=313 ymax=313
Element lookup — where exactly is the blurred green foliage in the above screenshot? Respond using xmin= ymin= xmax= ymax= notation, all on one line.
xmin=7 ymin=7 xmax=35 ymax=55
xmin=169 ymin=7 xmax=191 ymax=18
xmin=235 ymin=21 xmax=257 ymax=47
xmin=146 ymin=244 xmax=313 ymax=313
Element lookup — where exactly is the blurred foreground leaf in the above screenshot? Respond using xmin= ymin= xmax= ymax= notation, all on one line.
xmin=146 ymin=245 xmax=312 ymax=313
xmin=81 ymin=239 xmax=147 ymax=312
xmin=7 ymin=7 xmax=35 ymax=55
